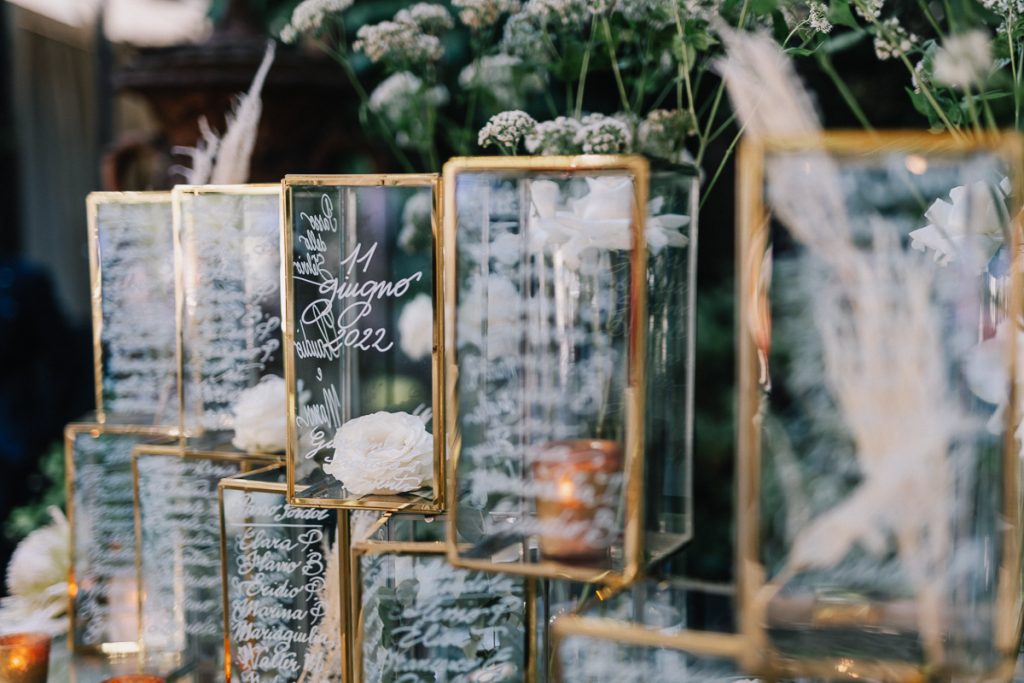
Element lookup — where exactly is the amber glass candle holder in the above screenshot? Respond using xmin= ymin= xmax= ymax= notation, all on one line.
xmin=101 ymin=675 xmax=166 ymax=683
xmin=532 ymin=439 xmax=624 ymax=563
xmin=0 ymin=633 xmax=50 ymax=683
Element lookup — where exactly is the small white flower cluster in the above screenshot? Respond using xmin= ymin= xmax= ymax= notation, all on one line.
xmin=459 ymin=54 xmax=545 ymax=108
xmin=452 ymin=0 xmax=522 ymax=29
xmin=619 ymin=0 xmax=676 ymax=26
xmin=369 ymin=72 xmax=449 ymax=148
xmin=638 ymin=109 xmax=693 ymax=160
xmin=354 ymin=16 xmax=445 ymax=66
xmin=980 ymin=0 xmax=1024 ymax=15
xmin=478 ymin=110 xmax=538 ymax=152
xmin=501 ymin=13 xmax=549 ymax=61
xmin=873 ymin=18 xmax=915 ymax=60
xmin=279 ymin=0 xmax=353 ymax=43
xmin=394 ymin=3 xmax=454 ymax=35
xmin=853 ymin=0 xmax=883 ymax=20
xmin=933 ymin=30 xmax=993 ymax=89
xmin=574 ymin=113 xmax=633 ymax=154
xmin=525 ymin=116 xmax=583 ymax=154
xmin=808 ymin=2 xmax=832 ymax=33
xmin=523 ymin=0 xmax=590 ymax=27
xmin=912 ymin=56 xmax=931 ymax=94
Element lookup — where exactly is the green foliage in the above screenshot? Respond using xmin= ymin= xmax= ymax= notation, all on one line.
xmin=4 ymin=442 xmax=65 ymax=541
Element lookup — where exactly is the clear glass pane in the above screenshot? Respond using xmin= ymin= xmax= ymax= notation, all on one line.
xmin=748 ymin=142 xmax=1020 ymax=673
xmin=68 ymin=426 xmax=154 ymax=650
xmin=136 ymin=450 xmax=269 ymax=674
xmin=91 ymin=195 xmax=178 ymax=425
xmin=177 ymin=188 xmax=283 ymax=445
xmin=286 ymin=181 xmax=439 ymax=509
xmin=221 ymin=468 xmax=342 ymax=682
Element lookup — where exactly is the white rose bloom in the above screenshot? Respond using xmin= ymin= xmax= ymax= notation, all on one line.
xmin=909 ymin=179 xmax=1008 ymax=273
xmin=0 ymin=507 xmax=69 ymax=636
xmin=324 ymin=411 xmax=433 ymax=496
xmin=232 ymin=374 xmax=288 ymax=453
xmin=398 ymin=293 xmax=434 ymax=361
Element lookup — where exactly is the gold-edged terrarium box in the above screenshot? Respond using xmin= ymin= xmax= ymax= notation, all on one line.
xmin=172 ymin=183 xmax=285 ymax=456
xmin=736 ymin=130 xmax=1024 ymax=680
xmin=281 ymin=174 xmax=445 ymax=514
xmin=442 ymin=154 xmax=698 ymax=586
xmin=86 ymin=191 xmax=179 ymax=428
xmin=64 ymin=417 xmax=177 ymax=655
xmin=218 ymin=464 xmax=350 ymax=682
xmin=130 ymin=443 xmax=277 ymax=677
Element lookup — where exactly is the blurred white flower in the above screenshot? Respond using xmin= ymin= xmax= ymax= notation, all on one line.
xmin=369 ymin=72 xmax=449 ymax=149
xmin=398 ymin=293 xmax=434 ymax=361
xmin=232 ymin=374 xmax=289 ymax=453
xmin=501 ymin=13 xmax=552 ymax=62
xmin=873 ymin=18 xmax=915 ymax=60
xmin=525 ymin=116 xmax=583 ymax=155
xmin=853 ymin=0 xmax=883 ymax=20
xmin=524 ymin=0 xmax=589 ymax=27
xmin=808 ymin=2 xmax=832 ymax=33
xmin=457 ymin=274 xmax=521 ymax=358
xmin=964 ymin=320 xmax=1024 ymax=441
xmin=459 ymin=54 xmax=544 ymax=109
xmin=933 ymin=30 xmax=993 ymax=88
xmin=280 ymin=0 xmax=352 ymax=39
xmin=354 ymin=20 xmax=444 ymax=65
xmin=574 ymin=114 xmax=633 ymax=154
xmin=399 ymin=191 xmax=434 ymax=253
xmin=453 ymin=0 xmax=522 ymax=29
xmin=478 ymin=110 xmax=537 ymax=153
xmin=325 ymin=411 xmax=433 ymax=496
xmin=638 ymin=109 xmax=693 ymax=161
xmin=394 ymin=3 xmax=454 ymax=35
xmin=909 ymin=180 xmax=1008 ymax=273
xmin=0 ymin=507 xmax=69 ymax=636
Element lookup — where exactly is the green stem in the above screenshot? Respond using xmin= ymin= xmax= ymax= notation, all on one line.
xmin=575 ymin=30 xmax=596 ymax=119
xmin=897 ymin=51 xmax=963 ymax=138
xmin=816 ymin=51 xmax=874 ymax=130
xmin=963 ymin=84 xmax=984 ymax=135
xmin=1009 ymin=17 xmax=1021 ymax=129
xmin=915 ymin=0 xmax=944 ymax=35
xmin=699 ymin=127 xmax=744 ymax=210
xmin=601 ymin=17 xmax=632 ymax=112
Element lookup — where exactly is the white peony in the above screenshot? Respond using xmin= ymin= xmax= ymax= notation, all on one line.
xmin=0 ymin=507 xmax=69 ymax=636
xmin=398 ymin=293 xmax=434 ymax=361
xmin=232 ymin=374 xmax=288 ymax=453
xmin=324 ymin=411 xmax=433 ymax=496
xmin=909 ymin=179 xmax=1009 ymax=273
xmin=528 ymin=177 xmax=690 ymax=267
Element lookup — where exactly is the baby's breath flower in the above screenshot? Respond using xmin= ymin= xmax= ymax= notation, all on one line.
xmin=618 ymin=0 xmax=675 ymax=26
xmin=933 ymin=30 xmax=993 ymax=89
xmin=638 ymin=109 xmax=694 ymax=161
xmin=395 ymin=3 xmax=454 ymax=35
xmin=501 ymin=13 xmax=551 ymax=62
xmin=369 ymin=72 xmax=449 ymax=148
xmin=452 ymin=0 xmax=522 ymax=29
xmin=575 ymin=115 xmax=633 ymax=154
xmin=873 ymin=18 xmax=915 ymax=60
xmin=853 ymin=0 xmax=882 ymax=20
xmin=459 ymin=54 xmax=544 ymax=108
xmin=525 ymin=117 xmax=583 ymax=155
xmin=912 ymin=57 xmax=931 ymax=94
xmin=808 ymin=2 xmax=832 ymax=33
xmin=354 ymin=20 xmax=444 ymax=65
xmin=479 ymin=110 xmax=538 ymax=154
xmin=979 ymin=0 xmax=1024 ymax=14
xmin=523 ymin=0 xmax=589 ymax=28
xmin=280 ymin=0 xmax=353 ymax=39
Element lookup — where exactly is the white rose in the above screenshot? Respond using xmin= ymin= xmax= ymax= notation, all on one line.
xmin=398 ymin=293 xmax=434 ymax=361
xmin=324 ymin=411 xmax=433 ymax=496
xmin=0 ymin=506 xmax=69 ymax=636
xmin=231 ymin=374 xmax=288 ymax=453
xmin=909 ymin=179 xmax=1009 ymax=273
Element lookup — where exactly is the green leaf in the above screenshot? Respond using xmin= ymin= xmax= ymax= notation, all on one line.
xmin=823 ymin=27 xmax=867 ymax=54
xmin=828 ymin=0 xmax=860 ymax=29
xmin=786 ymin=47 xmax=817 ymax=57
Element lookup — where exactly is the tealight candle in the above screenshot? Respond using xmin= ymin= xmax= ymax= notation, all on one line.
xmin=532 ymin=439 xmax=623 ymax=562
xmin=101 ymin=676 xmax=166 ymax=683
xmin=0 ymin=633 xmax=50 ymax=683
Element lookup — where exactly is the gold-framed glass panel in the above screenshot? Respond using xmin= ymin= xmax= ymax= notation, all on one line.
xmin=442 ymin=156 xmax=651 ymax=585
xmin=282 ymin=175 xmax=444 ymax=512
xmin=736 ymin=131 xmax=1024 ymax=680
xmin=350 ymin=515 xmax=531 ymax=683
xmin=551 ymin=580 xmax=742 ymax=683
xmin=219 ymin=464 xmax=347 ymax=683
xmin=87 ymin=192 xmax=178 ymax=426
xmin=132 ymin=444 xmax=276 ymax=676
xmin=64 ymin=419 xmax=176 ymax=654
xmin=173 ymin=184 xmax=284 ymax=453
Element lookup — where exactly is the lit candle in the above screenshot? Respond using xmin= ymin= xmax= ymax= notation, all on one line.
xmin=101 ymin=676 xmax=166 ymax=683
xmin=532 ymin=439 xmax=623 ymax=562
xmin=0 ymin=633 xmax=50 ymax=683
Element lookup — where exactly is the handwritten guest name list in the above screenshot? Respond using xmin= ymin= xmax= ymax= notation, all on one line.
xmin=93 ymin=198 xmax=178 ymax=423
xmin=453 ymin=175 xmax=626 ymax=557
xmin=287 ymin=187 xmax=432 ymax=498
xmin=360 ymin=553 xmax=525 ymax=682
xmin=179 ymin=191 xmax=282 ymax=433
xmin=70 ymin=429 xmax=148 ymax=648
xmin=136 ymin=454 xmax=255 ymax=663
xmin=223 ymin=488 xmax=339 ymax=682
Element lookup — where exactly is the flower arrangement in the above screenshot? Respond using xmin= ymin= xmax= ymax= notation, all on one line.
xmin=231 ymin=374 xmax=290 ymax=453
xmin=324 ymin=411 xmax=433 ymax=496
